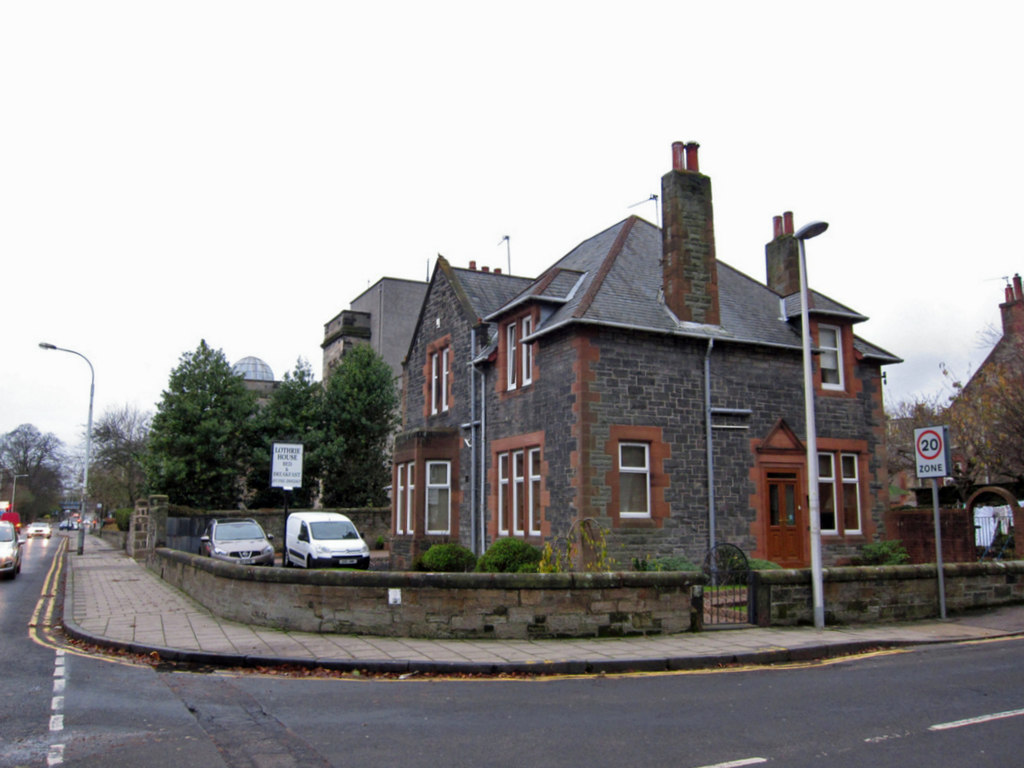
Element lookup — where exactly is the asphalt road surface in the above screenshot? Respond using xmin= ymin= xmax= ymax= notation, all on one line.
xmin=2 ymin=536 xmax=1022 ymax=767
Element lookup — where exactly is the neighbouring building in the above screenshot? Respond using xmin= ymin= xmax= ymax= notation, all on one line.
xmin=232 ymin=356 xmax=278 ymax=406
xmin=390 ymin=142 xmax=901 ymax=570
xmin=944 ymin=273 xmax=1024 ymax=488
xmin=322 ymin=277 xmax=428 ymax=383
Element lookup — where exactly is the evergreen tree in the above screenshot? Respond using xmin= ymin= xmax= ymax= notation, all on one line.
xmin=145 ymin=340 xmax=257 ymax=509
xmin=317 ymin=344 xmax=398 ymax=507
xmin=246 ymin=358 xmax=322 ymax=508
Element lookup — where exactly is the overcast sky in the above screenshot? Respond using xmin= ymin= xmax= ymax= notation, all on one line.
xmin=2 ymin=1 xmax=1020 ymax=452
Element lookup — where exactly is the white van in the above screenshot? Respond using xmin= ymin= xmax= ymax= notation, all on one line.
xmin=284 ymin=512 xmax=370 ymax=569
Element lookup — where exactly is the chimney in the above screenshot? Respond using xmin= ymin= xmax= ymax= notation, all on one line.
xmin=1000 ymin=273 xmax=1024 ymax=337
xmin=661 ymin=141 xmax=720 ymax=325
xmin=765 ymin=211 xmax=801 ymax=296
xmin=469 ymin=260 xmax=477 ymax=271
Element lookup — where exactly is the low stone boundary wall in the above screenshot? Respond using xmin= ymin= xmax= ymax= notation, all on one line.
xmin=753 ymin=560 xmax=1024 ymax=626
xmin=148 ymin=548 xmax=705 ymax=639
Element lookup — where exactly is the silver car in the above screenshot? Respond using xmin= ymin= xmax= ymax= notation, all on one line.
xmin=199 ymin=519 xmax=275 ymax=566
xmin=0 ymin=521 xmax=22 ymax=579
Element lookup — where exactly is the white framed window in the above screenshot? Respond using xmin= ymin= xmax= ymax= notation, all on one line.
xmin=395 ymin=461 xmax=414 ymax=534
xmin=430 ymin=352 xmax=440 ymax=414
xmin=497 ymin=445 xmax=543 ymax=537
xmin=818 ymin=325 xmax=843 ymax=390
xmin=618 ymin=442 xmax=651 ymax=518
xmin=841 ymin=454 xmax=862 ymax=534
xmin=498 ymin=453 xmax=510 ymax=535
xmin=521 ymin=316 xmax=533 ymax=386
xmin=506 ymin=324 xmax=518 ymax=390
xmin=425 ymin=460 xmax=451 ymax=534
xmin=528 ymin=447 xmax=541 ymax=535
xmin=818 ymin=453 xmax=838 ymax=533
xmin=512 ymin=449 xmax=525 ymax=535
xmin=430 ymin=347 xmax=449 ymax=414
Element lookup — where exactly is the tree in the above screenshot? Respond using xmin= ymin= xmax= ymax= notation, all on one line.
xmin=144 ymin=340 xmax=258 ymax=509
xmin=943 ymin=340 xmax=1024 ymax=493
xmin=90 ymin=404 xmax=152 ymax=511
xmin=0 ymin=424 xmax=66 ymax=521
xmin=245 ymin=358 xmax=323 ymax=508
xmin=317 ymin=344 xmax=398 ymax=507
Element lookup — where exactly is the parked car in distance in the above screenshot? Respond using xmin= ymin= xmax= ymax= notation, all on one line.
xmin=284 ymin=511 xmax=370 ymax=569
xmin=199 ymin=519 xmax=275 ymax=566
xmin=0 ymin=521 xmax=22 ymax=579
xmin=0 ymin=511 xmax=21 ymax=534
xmin=26 ymin=521 xmax=52 ymax=538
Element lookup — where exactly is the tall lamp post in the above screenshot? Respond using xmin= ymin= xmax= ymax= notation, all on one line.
xmin=796 ymin=220 xmax=829 ymax=630
xmin=39 ymin=343 xmax=94 ymax=555
xmin=10 ymin=472 xmax=28 ymax=514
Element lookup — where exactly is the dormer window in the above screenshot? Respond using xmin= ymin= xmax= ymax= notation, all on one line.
xmin=504 ymin=313 xmax=536 ymax=392
xmin=818 ymin=324 xmax=843 ymax=390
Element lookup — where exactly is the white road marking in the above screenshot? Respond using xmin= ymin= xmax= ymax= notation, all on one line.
xmin=46 ymin=744 xmax=65 ymax=766
xmin=695 ymin=759 xmax=768 ymax=768
xmin=929 ymin=708 xmax=1024 ymax=731
xmin=49 ymin=714 xmax=64 ymax=731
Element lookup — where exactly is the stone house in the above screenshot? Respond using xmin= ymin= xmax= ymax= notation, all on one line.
xmin=390 ymin=142 xmax=901 ymax=570
xmin=944 ymin=273 xmax=1024 ymax=487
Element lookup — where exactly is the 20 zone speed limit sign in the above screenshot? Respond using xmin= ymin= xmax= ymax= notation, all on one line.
xmin=914 ymin=426 xmax=951 ymax=479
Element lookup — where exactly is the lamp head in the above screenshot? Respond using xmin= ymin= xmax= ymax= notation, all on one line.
xmin=39 ymin=342 xmax=56 ymax=350
xmin=796 ymin=221 xmax=829 ymax=241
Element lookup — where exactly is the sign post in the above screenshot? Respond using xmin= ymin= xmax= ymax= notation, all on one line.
xmin=914 ymin=426 xmax=951 ymax=619
xmin=271 ymin=442 xmax=304 ymax=536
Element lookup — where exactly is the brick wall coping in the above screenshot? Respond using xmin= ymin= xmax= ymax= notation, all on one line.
xmin=753 ymin=560 xmax=1024 ymax=585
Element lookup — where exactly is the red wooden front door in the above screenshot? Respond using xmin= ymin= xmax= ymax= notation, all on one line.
xmin=765 ymin=470 xmax=805 ymax=567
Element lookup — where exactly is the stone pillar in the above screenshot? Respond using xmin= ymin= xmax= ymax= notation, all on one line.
xmin=128 ymin=498 xmax=151 ymax=559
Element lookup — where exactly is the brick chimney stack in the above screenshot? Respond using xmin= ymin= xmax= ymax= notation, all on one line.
xmin=765 ymin=211 xmax=801 ymax=296
xmin=1000 ymin=273 xmax=1024 ymax=337
xmin=661 ymin=141 xmax=720 ymax=325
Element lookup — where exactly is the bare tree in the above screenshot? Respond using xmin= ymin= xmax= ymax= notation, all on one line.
xmin=91 ymin=404 xmax=152 ymax=510
xmin=0 ymin=424 xmax=66 ymax=521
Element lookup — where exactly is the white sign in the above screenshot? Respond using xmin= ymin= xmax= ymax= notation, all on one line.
xmin=914 ymin=426 xmax=950 ymax=479
xmin=270 ymin=442 xmax=304 ymax=489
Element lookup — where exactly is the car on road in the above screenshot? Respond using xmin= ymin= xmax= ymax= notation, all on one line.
xmin=284 ymin=511 xmax=370 ymax=569
xmin=26 ymin=521 xmax=52 ymax=538
xmin=0 ymin=521 xmax=22 ymax=579
xmin=199 ymin=518 xmax=275 ymax=566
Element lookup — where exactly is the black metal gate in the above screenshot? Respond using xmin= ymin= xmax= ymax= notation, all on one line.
xmin=701 ymin=543 xmax=753 ymax=626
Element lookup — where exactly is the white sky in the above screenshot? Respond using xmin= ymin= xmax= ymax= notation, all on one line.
xmin=2 ymin=1 xmax=1020 ymax=451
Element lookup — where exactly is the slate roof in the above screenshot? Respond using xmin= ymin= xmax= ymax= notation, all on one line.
xmin=480 ymin=216 xmax=901 ymax=365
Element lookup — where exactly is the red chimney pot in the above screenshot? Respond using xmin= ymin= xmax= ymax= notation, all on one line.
xmin=684 ymin=142 xmax=700 ymax=172
xmin=773 ymin=215 xmax=784 ymax=239
xmin=672 ymin=141 xmax=685 ymax=172
xmin=783 ymin=211 xmax=794 ymax=235
xmin=469 ymin=260 xmax=477 ymax=271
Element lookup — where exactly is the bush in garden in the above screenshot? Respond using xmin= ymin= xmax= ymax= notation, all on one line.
xmin=419 ymin=543 xmax=477 ymax=572
xmin=476 ymin=537 xmax=543 ymax=573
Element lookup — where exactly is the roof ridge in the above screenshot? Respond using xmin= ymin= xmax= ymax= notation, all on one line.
xmin=572 ymin=217 xmax=638 ymax=319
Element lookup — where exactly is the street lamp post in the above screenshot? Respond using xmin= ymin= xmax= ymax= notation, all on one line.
xmin=795 ymin=221 xmax=829 ymax=631
xmin=10 ymin=472 xmax=28 ymax=516
xmin=39 ymin=343 xmax=94 ymax=555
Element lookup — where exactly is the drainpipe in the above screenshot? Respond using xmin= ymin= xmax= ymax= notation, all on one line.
xmin=469 ymin=328 xmax=477 ymax=555
xmin=705 ymin=337 xmax=716 ymax=553
xmin=479 ymin=356 xmax=487 ymax=555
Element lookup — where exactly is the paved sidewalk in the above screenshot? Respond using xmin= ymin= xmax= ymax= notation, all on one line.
xmin=61 ymin=533 xmax=1024 ymax=675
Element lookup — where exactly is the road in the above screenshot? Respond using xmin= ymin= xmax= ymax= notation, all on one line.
xmin=2 ymin=534 xmax=1022 ymax=767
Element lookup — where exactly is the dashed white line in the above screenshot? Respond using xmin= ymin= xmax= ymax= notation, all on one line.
xmin=49 ymin=714 xmax=64 ymax=731
xmin=46 ymin=744 xmax=65 ymax=766
xmin=695 ymin=759 xmax=768 ymax=768
xmin=929 ymin=708 xmax=1024 ymax=731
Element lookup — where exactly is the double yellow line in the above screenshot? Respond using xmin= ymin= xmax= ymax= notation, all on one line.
xmin=28 ymin=535 xmax=68 ymax=649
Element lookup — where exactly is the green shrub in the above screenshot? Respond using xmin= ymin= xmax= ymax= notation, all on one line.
xmin=476 ymin=537 xmax=543 ymax=573
xmin=419 ymin=543 xmax=477 ymax=572
xmin=857 ymin=539 xmax=910 ymax=566
xmin=113 ymin=508 xmax=133 ymax=532
xmin=747 ymin=558 xmax=782 ymax=570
